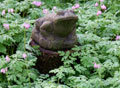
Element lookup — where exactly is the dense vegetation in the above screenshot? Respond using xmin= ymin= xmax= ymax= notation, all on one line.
xmin=0 ymin=0 xmax=120 ymax=88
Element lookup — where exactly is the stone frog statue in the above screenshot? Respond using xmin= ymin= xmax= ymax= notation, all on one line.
xmin=31 ymin=10 xmax=78 ymax=50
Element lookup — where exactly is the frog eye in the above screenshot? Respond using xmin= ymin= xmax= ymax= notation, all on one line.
xmin=57 ymin=11 xmax=65 ymax=16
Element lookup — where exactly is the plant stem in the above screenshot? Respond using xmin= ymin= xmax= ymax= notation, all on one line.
xmin=24 ymin=29 xmax=26 ymax=52
xmin=24 ymin=28 xmax=31 ymax=86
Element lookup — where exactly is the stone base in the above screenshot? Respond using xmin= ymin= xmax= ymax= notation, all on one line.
xmin=30 ymin=40 xmax=63 ymax=74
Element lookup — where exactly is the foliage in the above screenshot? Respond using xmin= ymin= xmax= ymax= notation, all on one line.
xmin=0 ymin=0 xmax=120 ymax=88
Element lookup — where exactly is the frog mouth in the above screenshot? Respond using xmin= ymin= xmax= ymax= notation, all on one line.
xmin=53 ymin=15 xmax=78 ymax=37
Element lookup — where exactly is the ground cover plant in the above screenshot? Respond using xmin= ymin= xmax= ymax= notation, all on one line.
xmin=0 ymin=0 xmax=120 ymax=88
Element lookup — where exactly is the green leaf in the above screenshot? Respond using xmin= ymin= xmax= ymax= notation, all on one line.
xmin=0 ymin=44 xmax=6 ymax=54
xmin=0 ymin=36 xmax=3 ymax=43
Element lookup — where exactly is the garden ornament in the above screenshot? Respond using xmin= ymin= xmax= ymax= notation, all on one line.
xmin=31 ymin=10 xmax=78 ymax=50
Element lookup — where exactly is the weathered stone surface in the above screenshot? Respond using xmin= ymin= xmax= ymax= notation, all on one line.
xmin=30 ymin=40 xmax=63 ymax=74
xmin=31 ymin=10 xmax=78 ymax=50
xmin=30 ymin=10 xmax=78 ymax=73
